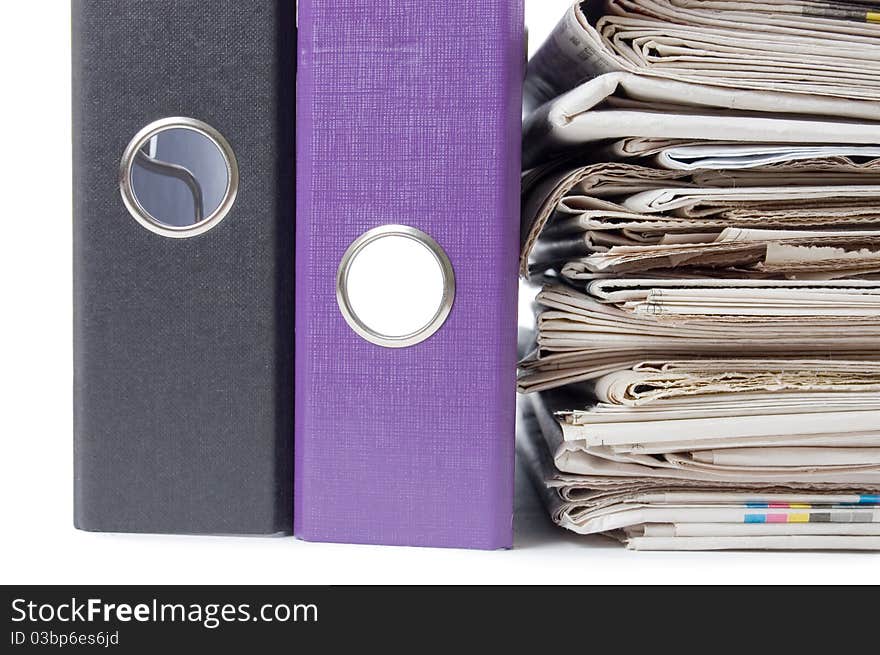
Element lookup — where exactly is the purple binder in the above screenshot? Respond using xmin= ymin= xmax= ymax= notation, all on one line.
xmin=295 ymin=1 xmax=524 ymax=549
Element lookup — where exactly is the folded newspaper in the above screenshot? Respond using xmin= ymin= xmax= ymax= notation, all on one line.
xmin=525 ymin=0 xmax=880 ymax=112
xmin=519 ymin=1 xmax=880 ymax=550
xmin=520 ymin=393 xmax=880 ymax=551
xmin=522 ymin=162 xmax=880 ymax=278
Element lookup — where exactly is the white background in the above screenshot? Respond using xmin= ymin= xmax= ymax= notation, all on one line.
xmin=1 ymin=1 xmax=877 ymax=585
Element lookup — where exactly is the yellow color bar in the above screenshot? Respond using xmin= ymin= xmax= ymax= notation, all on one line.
xmin=867 ymin=11 xmax=880 ymax=24
xmin=788 ymin=514 xmax=811 ymax=523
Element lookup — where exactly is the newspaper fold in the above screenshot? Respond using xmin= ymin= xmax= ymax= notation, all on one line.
xmin=526 ymin=0 xmax=880 ymax=111
xmin=519 ymin=396 xmax=880 ymax=550
xmin=522 ymin=159 xmax=880 ymax=277
xmin=523 ymin=72 xmax=880 ymax=167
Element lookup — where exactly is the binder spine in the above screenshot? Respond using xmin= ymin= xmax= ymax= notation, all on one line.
xmin=72 ymin=0 xmax=295 ymax=535
xmin=295 ymin=1 xmax=524 ymax=548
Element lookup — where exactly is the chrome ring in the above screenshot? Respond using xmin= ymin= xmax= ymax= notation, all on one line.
xmin=119 ymin=117 xmax=239 ymax=238
xmin=336 ymin=225 xmax=456 ymax=349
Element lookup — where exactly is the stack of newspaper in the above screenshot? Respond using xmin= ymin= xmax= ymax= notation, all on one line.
xmin=519 ymin=0 xmax=880 ymax=550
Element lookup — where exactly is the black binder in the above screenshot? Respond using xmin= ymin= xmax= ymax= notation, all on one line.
xmin=72 ymin=0 xmax=295 ymax=534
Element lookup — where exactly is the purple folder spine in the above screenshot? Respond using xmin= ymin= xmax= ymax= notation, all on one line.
xmin=295 ymin=1 xmax=524 ymax=549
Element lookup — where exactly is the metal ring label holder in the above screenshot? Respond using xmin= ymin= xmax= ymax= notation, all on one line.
xmin=119 ymin=117 xmax=239 ymax=238
xmin=336 ymin=225 xmax=456 ymax=348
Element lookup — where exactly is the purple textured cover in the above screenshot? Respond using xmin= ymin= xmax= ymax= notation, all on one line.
xmin=295 ymin=1 xmax=524 ymax=549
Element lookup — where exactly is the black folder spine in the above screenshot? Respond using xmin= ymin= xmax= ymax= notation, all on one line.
xmin=72 ymin=0 xmax=295 ymax=535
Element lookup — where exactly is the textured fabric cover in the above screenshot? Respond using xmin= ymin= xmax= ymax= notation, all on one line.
xmin=295 ymin=1 xmax=524 ymax=549
xmin=72 ymin=0 xmax=296 ymax=535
